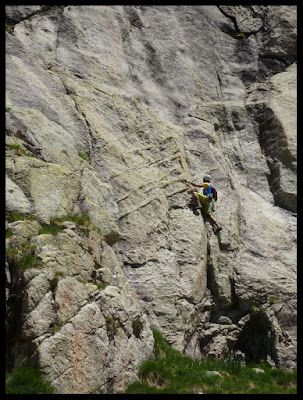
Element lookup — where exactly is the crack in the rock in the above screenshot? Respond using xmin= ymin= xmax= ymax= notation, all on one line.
xmin=217 ymin=5 xmax=263 ymax=38
xmin=217 ymin=5 xmax=240 ymax=32
xmin=6 ymin=5 xmax=53 ymax=26
xmin=245 ymin=103 xmax=296 ymax=212
xmin=119 ymin=197 xmax=162 ymax=219
xmin=54 ymin=8 xmax=65 ymax=62
xmin=125 ymin=258 xmax=158 ymax=269
xmin=51 ymin=71 xmax=93 ymax=163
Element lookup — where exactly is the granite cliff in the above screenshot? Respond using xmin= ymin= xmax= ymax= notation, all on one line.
xmin=6 ymin=5 xmax=297 ymax=394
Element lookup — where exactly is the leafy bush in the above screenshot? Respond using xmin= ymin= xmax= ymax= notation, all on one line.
xmin=6 ymin=366 xmax=55 ymax=394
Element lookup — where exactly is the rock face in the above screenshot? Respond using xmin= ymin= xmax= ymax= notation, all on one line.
xmin=6 ymin=5 xmax=296 ymax=393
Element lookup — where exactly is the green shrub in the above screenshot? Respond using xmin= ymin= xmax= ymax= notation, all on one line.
xmin=6 ymin=366 xmax=55 ymax=394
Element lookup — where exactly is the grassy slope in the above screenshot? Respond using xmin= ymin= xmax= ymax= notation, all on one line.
xmin=122 ymin=329 xmax=297 ymax=394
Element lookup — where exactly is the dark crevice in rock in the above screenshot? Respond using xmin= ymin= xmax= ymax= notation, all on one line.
xmin=217 ymin=6 xmax=263 ymax=39
xmin=258 ymin=55 xmax=297 ymax=82
xmin=205 ymin=245 xmax=219 ymax=307
xmin=6 ymin=255 xmax=26 ymax=371
xmin=54 ymin=73 xmax=93 ymax=164
xmin=132 ymin=318 xmax=143 ymax=338
xmin=54 ymin=8 xmax=65 ymax=62
xmin=246 ymin=103 xmax=296 ymax=213
xmin=6 ymin=121 xmax=47 ymax=162
xmin=6 ymin=5 xmax=56 ymax=26
xmin=235 ymin=310 xmax=278 ymax=365
xmin=217 ymin=6 xmax=240 ymax=32
xmin=125 ymin=258 xmax=158 ymax=269
xmin=125 ymin=6 xmax=144 ymax=30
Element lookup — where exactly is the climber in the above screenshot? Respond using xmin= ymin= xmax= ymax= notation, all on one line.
xmin=187 ymin=174 xmax=222 ymax=233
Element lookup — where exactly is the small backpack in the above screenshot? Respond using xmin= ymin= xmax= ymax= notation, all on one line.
xmin=211 ymin=186 xmax=218 ymax=201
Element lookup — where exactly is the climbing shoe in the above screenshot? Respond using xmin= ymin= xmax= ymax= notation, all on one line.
xmin=193 ymin=206 xmax=203 ymax=216
xmin=215 ymin=226 xmax=222 ymax=234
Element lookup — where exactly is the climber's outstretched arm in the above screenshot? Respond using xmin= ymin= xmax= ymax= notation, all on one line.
xmin=186 ymin=181 xmax=203 ymax=188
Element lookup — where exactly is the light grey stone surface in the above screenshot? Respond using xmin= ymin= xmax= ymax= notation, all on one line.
xmin=6 ymin=5 xmax=296 ymax=393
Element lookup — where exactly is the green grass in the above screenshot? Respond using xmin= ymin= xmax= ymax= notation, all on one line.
xmin=7 ymin=212 xmax=98 ymax=237
xmin=250 ymin=305 xmax=260 ymax=314
xmin=38 ymin=214 xmax=92 ymax=236
xmin=18 ymin=253 xmax=42 ymax=272
xmin=121 ymin=329 xmax=296 ymax=394
xmin=6 ymin=229 xmax=14 ymax=238
xmin=269 ymin=296 xmax=280 ymax=304
xmin=6 ymin=248 xmax=20 ymax=269
xmin=38 ymin=224 xmax=65 ymax=236
xmin=6 ymin=245 xmax=41 ymax=272
xmin=6 ymin=247 xmax=19 ymax=255
xmin=78 ymin=151 xmax=88 ymax=161
xmin=51 ymin=214 xmax=91 ymax=226
xmin=95 ymin=281 xmax=109 ymax=290
xmin=6 ymin=212 xmax=37 ymax=223
xmin=6 ymin=143 xmax=33 ymax=157
xmin=6 ymin=366 xmax=55 ymax=394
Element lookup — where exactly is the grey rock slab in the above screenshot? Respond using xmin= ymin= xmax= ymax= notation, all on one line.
xmin=6 ymin=5 xmax=296 ymax=393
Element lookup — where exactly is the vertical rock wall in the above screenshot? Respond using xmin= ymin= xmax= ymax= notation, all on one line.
xmin=6 ymin=5 xmax=296 ymax=393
